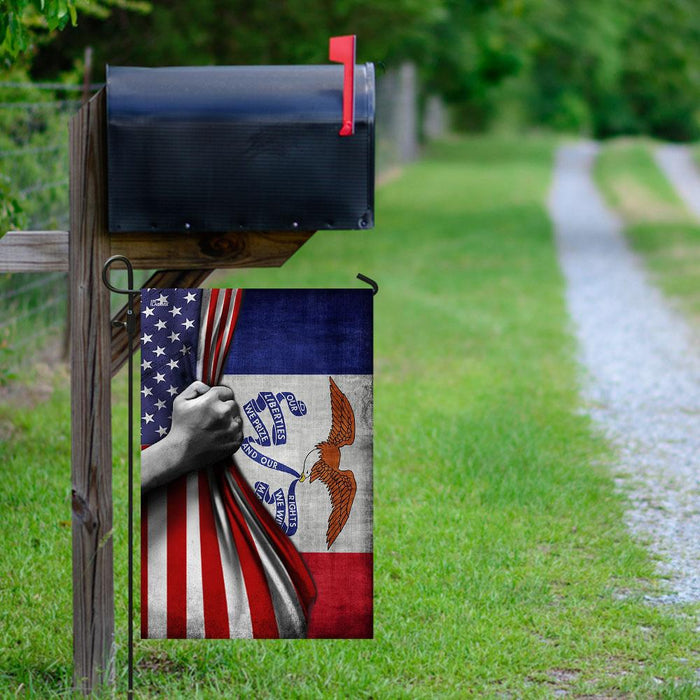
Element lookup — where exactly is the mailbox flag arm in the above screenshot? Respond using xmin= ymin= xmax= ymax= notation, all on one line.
xmin=329 ymin=35 xmax=356 ymax=136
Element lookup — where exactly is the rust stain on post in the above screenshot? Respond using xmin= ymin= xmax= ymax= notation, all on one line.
xmin=71 ymin=490 xmax=97 ymax=533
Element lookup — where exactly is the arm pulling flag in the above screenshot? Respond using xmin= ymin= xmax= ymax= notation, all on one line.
xmin=142 ymin=288 xmax=316 ymax=639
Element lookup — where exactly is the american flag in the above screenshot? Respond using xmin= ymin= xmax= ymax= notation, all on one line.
xmin=140 ymin=288 xmax=201 ymax=445
xmin=141 ymin=288 xmax=316 ymax=639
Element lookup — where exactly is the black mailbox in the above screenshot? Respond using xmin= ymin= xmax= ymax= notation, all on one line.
xmin=106 ymin=64 xmax=375 ymax=233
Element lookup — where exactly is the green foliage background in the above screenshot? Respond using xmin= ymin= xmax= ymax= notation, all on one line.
xmin=4 ymin=0 xmax=700 ymax=139
xmin=2 ymin=3 xmax=700 ymax=696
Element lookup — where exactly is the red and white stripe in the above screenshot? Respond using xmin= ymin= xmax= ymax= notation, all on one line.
xmin=142 ymin=289 xmax=316 ymax=639
xmin=197 ymin=288 xmax=242 ymax=385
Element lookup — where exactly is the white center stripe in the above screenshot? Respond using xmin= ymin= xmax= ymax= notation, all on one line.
xmin=208 ymin=468 xmax=254 ymax=638
xmin=224 ymin=470 xmax=307 ymax=638
xmin=146 ymin=488 xmax=168 ymax=639
xmin=185 ymin=472 xmax=205 ymax=638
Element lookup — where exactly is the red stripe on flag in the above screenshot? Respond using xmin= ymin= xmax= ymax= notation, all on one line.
xmin=227 ymin=465 xmax=316 ymax=617
xmin=209 ymin=289 xmax=232 ymax=384
xmin=219 ymin=468 xmax=279 ymax=638
xmin=141 ymin=496 xmax=148 ymax=640
xmin=201 ymin=288 xmax=219 ymax=385
xmin=227 ymin=290 xmax=243 ymax=352
xmin=302 ymin=552 xmax=373 ymax=639
xmin=197 ymin=471 xmax=231 ymax=638
xmin=166 ymin=476 xmax=188 ymax=638
xmin=216 ymin=290 xmax=242 ymax=381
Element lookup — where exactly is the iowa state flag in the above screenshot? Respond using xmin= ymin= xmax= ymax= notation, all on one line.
xmin=141 ymin=288 xmax=373 ymax=639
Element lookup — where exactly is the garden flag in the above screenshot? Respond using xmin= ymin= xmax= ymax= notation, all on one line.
xmin=140 ymin=288 xmax=373 ymax=639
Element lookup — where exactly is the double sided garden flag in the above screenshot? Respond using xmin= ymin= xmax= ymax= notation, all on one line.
xmin=141 ymin=288 xmax=373 ymax=639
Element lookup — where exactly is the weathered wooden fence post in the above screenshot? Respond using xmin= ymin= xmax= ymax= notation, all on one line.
xmin=69 ymin=89 xmax=115 ymax=692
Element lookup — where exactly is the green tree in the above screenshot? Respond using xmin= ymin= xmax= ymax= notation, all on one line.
xmin=1 ymin=0 xmax=149 ymax=62
xmin=1 ymin=0 xmax=78 ymax=58
xmin=418 ymin=0 xmax=533 ymax=129
xmin=12 ymin=0 xmax=700 ymax=141
xmin=621 ymin=0 xmax=700 ymax=141
xmin=523 ymin=0 xmax=634 ymax=135
xmin=32 ymin=0 xmax=443 ymax=78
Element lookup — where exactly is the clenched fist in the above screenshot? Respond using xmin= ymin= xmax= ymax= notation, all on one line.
xmin=141 ymin=381 xmax=244 ymax=492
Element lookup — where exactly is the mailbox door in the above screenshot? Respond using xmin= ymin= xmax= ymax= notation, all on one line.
xmin=107 ymin=65 xmax=375 ymax=233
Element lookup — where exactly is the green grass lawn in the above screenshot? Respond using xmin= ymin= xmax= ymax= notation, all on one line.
xmin=594 ymin=138 xmax=700 ymax=325
xmin=1 ymin=135 xmax=699 ymax=697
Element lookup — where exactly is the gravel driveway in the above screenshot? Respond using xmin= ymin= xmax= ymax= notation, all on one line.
xmin=548 ymin=142 xmax=700 ymax=604
xmin=655 ymin=144 xmax=700 ymax=219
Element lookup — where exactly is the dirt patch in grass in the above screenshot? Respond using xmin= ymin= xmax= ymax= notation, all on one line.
xmin=548 ymin=667 xmax=581 ymax=685
xmin=136 ymin=651 xmax=186 ymax=675
xmin=611 ymin=179 xmax=687 ymax=224
xmin=0 ymin=338 xmax=68 ymax=441
xmin=377 ymin=165 xmax=404 ymax=186
xmin=0 ymin=360 xmax=67 ymax=408
xmin=0 ymin=418 xmax=16 ymax=441
xmin=0 ymin=332 xmax=68 ymax=407
xmin=660 ymin=243 xmax=700 ymax=261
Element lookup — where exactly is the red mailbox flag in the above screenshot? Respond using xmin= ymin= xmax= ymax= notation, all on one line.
xmin=329 ymin=35 xmax=356 ymax=136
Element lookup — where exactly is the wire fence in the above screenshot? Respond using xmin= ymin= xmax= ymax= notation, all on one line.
xmin=0 ymin=63 xmax=447 ymax=380
xmin=0 ymin=81 xmax=78 ymax=379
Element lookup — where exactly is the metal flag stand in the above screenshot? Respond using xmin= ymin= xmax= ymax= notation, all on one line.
xmin=99 ymin=261 xmax=377 ymax=697
xmin=101 ymin=255 xmax=138 ymax=699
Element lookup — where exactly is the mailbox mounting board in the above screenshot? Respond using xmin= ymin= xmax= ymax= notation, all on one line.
xmin=106 ymin=65 xmax=375 ymax=233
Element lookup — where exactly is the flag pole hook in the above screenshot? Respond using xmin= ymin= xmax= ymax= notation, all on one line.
xmin=102 ymin=254 xmax=137 ymax=699
xmin=356 ymin=273 xmax=379 ymax=295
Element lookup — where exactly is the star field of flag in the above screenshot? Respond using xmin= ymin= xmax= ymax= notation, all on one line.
xmin=140 ymin=288 xmax=202 ymax=445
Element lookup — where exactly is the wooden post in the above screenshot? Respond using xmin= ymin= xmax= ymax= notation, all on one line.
xmin=82 ymin=47 xmax=93 ymax=105
xmin=0 ymin=86 xmax=316 ymax=696
xmin=69 ymin=89 xmax=114 ymax=693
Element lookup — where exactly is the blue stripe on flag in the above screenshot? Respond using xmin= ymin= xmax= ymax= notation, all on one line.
xmin=224 ymin=289 xmax=373 ymax=375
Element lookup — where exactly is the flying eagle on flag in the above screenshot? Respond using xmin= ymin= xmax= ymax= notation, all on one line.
xmin=300 ymin=377 xmax=357 ymax=549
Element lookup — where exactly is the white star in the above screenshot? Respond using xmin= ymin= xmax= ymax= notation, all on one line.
xmin=154 ymin=346 xmax=166 ymax=357
xmin=141 ymin=359 xmax=152 ymax=370
xmin=143 ymin=306 xmax=155 ymax=318
xmin=141 ymin=332 xmax=152 ymax=345
xmin=182 ymin=318 xmax=195 ymax=330
xmin=155 ymin=319 xmax=167 ymax=331
xmin=155 ymin=398 xmax=167 ymax=410
xmin=169 ymin=306 xmax=182 ymax=317
xmin=154 ymin=371 xmax=166 ymax=384
xmin=179 ymin=344 xmax=191 ymax=356
xmin=168 ymin=331 xmax=181 ymax=343
xmin=156 ymin=293 xmax=168 ymax=305
xmin=167 ymin=358 xmax=179 ymax=370
xmin=184 ymin=291 xmax=197 ymax=303
xmin=141 ymin=385 xmax=152 ymax=398
xmin=166 ymin=385 xmax=179 ymax=397
xmin=142 ymin=412 xmax=154 ymax=424
xmin=156 ymin=425 xmax=168 ymax=437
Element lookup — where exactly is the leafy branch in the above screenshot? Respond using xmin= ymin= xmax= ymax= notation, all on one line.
xmin=1 ymin=0 xmax=149 ymax=59
xmin=0 ymin=0 xmax=77 ymax=57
